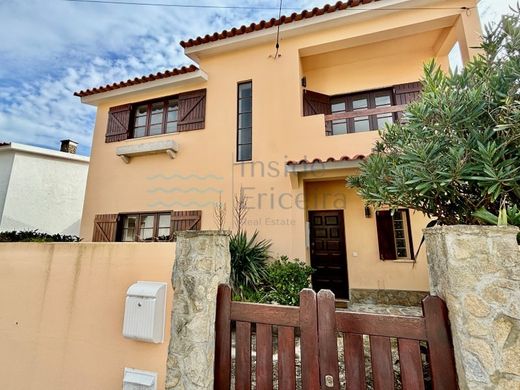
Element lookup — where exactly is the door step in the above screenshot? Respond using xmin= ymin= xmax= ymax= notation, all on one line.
xmin=335 ymin=299 xmax=349 ymax=308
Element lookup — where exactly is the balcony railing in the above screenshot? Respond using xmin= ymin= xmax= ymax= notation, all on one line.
xmin=324 ymin=104 xmax=407 ymax=135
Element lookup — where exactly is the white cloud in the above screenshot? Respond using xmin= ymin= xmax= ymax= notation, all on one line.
xmin=0 ymin=0 xmax=513 ymax=155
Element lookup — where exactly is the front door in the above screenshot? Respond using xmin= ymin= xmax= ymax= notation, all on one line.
xmin=309 ymin=210 xmax=348 ymax=299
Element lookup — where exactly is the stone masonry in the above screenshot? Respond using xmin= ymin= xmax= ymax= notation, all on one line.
xmin=166 ymin=231 xmax=231 ymax=390
xmin=424 ymin=226 xmax=520 ymax=390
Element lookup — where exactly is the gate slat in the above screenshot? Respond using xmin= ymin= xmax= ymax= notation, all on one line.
xmin=278 ymin=326 xmax=296 ymax=390
xmin=299 ymin=289 xmax=320 ymax=390
xmin=317 ymin=290 xmax=340 ymax=390
xmin=398 ymin=339 xmax=425 ymax=390
xmin=236 ymin=321 xmax=252 ymax=390
xmin=422 ymin=296 xmax=458 ymax=389
xmin=256 ymin=323 xmax=273 ymax=390
xmin=370 ymin=336 xmax=394 ymax=390
xmin=344 ymin=333 xmax=366 ymax=390
xmin=215 ymin=285 xmax=232 ymax=390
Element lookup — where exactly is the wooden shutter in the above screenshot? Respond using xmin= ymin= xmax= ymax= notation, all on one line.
xmin=92 ymin=214 xmax=119 ymax=242
xmin=303 ymin=89 xmax=331 ymax=116
xmin=177 ymin=89 xmax=206 ymax=131
xmin=375 ymin=210 xmax=397 ymax=260
xmin=106 ymin=104 xmax=132 ymax=143
xmin=171 ymin=210 xmax=202 ymax=233
xmin=393 ymin=82 xmax=422 ymax=105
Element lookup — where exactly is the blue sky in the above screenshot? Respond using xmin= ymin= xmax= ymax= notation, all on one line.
xmin=0 ymin=0 xmax=515 ymax=156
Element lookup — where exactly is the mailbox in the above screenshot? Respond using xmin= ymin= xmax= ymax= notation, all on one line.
xmin=123 ymin=367 xmax=157 ymax=390
xmin=123 ymin=281 xmax=167 ymax=343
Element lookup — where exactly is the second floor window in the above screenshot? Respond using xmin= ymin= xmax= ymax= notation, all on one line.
xmin=237 ymin=81 xmax=252 ymax=161
xmin=133 ymin=98 xmax=179 ymax=138
xmin=328 ymin=89 xmax=394 ymax=135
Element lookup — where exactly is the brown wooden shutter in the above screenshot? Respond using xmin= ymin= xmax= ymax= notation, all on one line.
xmin=177 ymin=89 xmax=206 ymax=131
xmin=303 ymin=89 xmax=331 ymax=116
xmin=393 ymin=82 xmax=422 ymax=105
xmin=92 ymin=214 xmax=119 ymax=242
xmin=171 ymin=210 xmax=202 ymax=233
xmin=375 ymin=210 xmax=397 ymax=260
xmin=106 ymin=104 xmax=132 ymax=143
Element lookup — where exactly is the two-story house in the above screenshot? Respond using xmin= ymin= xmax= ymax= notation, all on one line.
xmin=75 ymin=0 xmax=482 ymax=302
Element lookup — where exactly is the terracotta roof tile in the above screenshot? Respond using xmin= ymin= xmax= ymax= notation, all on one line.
xmin=286 ymin=154 xmax=367 ymax=166
xmin=74 ymin=65 xmax=199 ymax=98
xmin=180 ymin=0 xmax=381 ymax=48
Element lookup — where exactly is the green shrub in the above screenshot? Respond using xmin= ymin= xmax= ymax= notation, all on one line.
xmin=229 ymin=230 xmax=271 ymax=298
xmin=264 ymin=256 xmax=314 ymax=306
xmin=0 ymin=230 xmax=80 ymax=242
xmin=348 ymin=9 xmax=520 ymax=241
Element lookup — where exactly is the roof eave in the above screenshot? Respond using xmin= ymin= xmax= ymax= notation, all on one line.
xmin=183 ymin=0 xmax=426 ymax=60
xmin=80 ymin=69 xmax=209 ymax=106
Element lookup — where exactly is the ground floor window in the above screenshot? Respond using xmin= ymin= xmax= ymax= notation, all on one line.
xmin=375 ymin=209 xmax=414 ymax=260
xmin=120 ymin=212 xmax=172 ymax=242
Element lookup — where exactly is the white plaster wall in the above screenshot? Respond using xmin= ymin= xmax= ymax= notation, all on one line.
xmin=0 ymin=152 xmax=15 ymax=225
xmin=0 ymin=151 xmax=89 ymax=235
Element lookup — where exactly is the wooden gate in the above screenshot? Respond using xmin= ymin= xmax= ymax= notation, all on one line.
xmin=214 ymin=284 xmax=457 ymax=390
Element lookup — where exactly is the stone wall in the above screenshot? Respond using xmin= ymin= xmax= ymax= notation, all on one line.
xmin=349 ymin=288 xmax=428 ymax=306
xmin=425 ymin=225 xmax=520 ymax=390
xmin=166 ymin=231 xmax=231 ymax=390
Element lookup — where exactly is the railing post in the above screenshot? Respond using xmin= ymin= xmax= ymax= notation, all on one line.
xmin=214 ymin=284 xmax=232 ymax=390
xmin=299 ymin=289 xmax=320 ymax=390
xmin=317 ymin=289 xmax=340 ymax=390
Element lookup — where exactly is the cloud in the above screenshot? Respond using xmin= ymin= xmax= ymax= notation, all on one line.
xmin=0 ymin=0 xmax=510 ymax=155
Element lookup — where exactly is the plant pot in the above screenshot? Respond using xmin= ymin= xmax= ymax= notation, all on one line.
xmin=424 ymin=225 xmax=519 ymax=390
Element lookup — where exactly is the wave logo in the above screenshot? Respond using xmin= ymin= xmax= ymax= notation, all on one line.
xmin=146 ymin=171 xmax=225 ymax=208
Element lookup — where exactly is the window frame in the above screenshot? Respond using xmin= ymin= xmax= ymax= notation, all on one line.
xmin=236 ymin=81 xmax=253 ymax=162
xmin=329 ymin=88 xmax=395 ymax=135
xmin=375 ymin=208 xmax=415 ymax=261
xmin=132 ymin=96 xmax=179 ymax=139
xmin=118 ymin=211 xmax=173 ymax=242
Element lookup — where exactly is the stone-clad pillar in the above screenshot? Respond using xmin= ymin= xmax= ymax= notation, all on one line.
xmin=166 ymin=231 xmax=231 ymax=390
xmin=424 ymin=226 xmax=519 ymax=390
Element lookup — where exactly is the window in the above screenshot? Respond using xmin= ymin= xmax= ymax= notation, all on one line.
xmin=237 ymin=81 xmax=252 ymax=161
xmin=375 ymin=209 xmax=414 ymax=260
xmin=133 ymin=98 xmax=178 ymax=138
xmin=329 ymin=89 xmax=394 ymax=135
xmin=120 ymin=212 xmax=172 ymax=242
xmin=93 ymin=210 xmax=202 ymax=242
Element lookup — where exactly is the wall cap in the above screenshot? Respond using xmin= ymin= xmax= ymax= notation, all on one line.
xmin=175 ymin=230 xmax=231 ymax=238
xmin=423 ymin=225 xmax=519 ymax=236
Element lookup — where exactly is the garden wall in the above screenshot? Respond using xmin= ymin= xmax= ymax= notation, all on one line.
xmin=0 ymin=242 xmax=175 ymax=390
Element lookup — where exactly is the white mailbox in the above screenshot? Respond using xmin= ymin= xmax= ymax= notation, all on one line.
xmin=123 ymin=367 xmax=157 ymax=390
xmin=123 ymin=281 xmax=167 ymax=343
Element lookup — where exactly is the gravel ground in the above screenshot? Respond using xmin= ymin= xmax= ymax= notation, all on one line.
xmin=230 ymin=303 xmax=429 ymax=389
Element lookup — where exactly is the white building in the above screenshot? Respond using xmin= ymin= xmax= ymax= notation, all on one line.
xmin=0 ymin=141 xmax=89 ymax=236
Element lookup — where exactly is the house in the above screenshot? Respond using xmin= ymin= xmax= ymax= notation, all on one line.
xmin=0 ymin=140 xmax=89 ymax=236
xmin=75 ymin=0 xmax=482 ymax=302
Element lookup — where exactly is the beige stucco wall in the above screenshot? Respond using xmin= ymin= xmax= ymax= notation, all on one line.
xmin=0 ymin=242 xmax=175 ymax=390
xmin=80 ymin=0 xmax=481 ymax=291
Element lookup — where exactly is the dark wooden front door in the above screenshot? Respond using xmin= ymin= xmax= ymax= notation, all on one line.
xmin=309 ymin=210 xmax=348 ymax=299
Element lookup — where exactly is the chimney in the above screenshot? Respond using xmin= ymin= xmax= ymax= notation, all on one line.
xmin=60 ymin=139 xmax=78 ymax=154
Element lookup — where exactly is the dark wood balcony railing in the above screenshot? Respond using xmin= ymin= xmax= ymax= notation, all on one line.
xmin=324 ymin=104 xmax=407 ymax=122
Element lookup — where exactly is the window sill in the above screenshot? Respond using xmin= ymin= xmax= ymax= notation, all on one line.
xmin=116 ymin=139 xmax=179 ymax=163
xmin=392 ymin=259 xmax=416 ymax=263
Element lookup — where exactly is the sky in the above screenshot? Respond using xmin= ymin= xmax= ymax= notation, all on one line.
xmin=0 ymin=0 xmax=516 ymax=156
